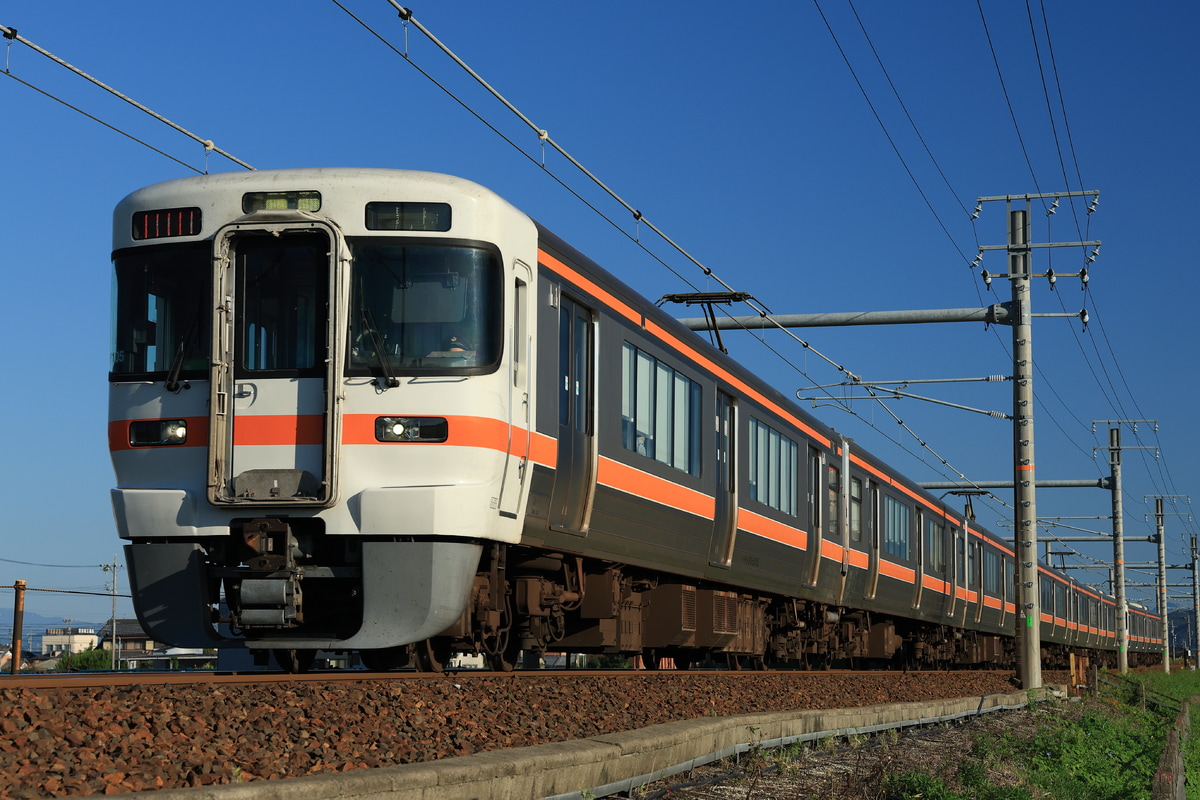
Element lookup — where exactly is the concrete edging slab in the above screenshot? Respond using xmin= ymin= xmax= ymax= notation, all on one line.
xmin=143 ymin=686 xmax=1056 ymax=800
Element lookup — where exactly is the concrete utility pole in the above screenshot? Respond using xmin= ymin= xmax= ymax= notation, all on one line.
xmin=676 ymin=189 xmax=1100 ymax=691
xmin=1096 ymin=422 xmax=1157 ymax=674
xmin=1146 ymin=496 xmax=1190 ymax=672
xmin=1108 ymin=426 xmax=1129 ymax=674
xmin=1154 ymin=499 xmax=1170 ymax=672
xmin=968 ymin=191 xmax=1097 ymax=690
xmin=1193 ymin=536 xmax=1200 ymax=668
xmin=102 ymin=556 xmax=122 ymax=671
xmin=1005 ymin=204 xmax=1042 ymax=691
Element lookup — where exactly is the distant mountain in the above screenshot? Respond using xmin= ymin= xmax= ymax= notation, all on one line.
xmin=0 ymin=609 xmax=105 ymax=631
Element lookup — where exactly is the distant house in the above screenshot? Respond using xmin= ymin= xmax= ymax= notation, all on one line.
xmin=40 ymin=626 xmax=99 ymax=657
xmin=94 ymin=618 xmax=157 ymax=669
xmin=4 ymin=644 xmax=57 ymax=672
xmin=93 ymin=619 xmax=212 ymax=670
xmin=97 ymin=618 xmax=158 ymax=653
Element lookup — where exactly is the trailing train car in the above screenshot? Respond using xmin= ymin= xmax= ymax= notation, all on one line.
xmin=107 ymin=168 xmax=1160 ymax=672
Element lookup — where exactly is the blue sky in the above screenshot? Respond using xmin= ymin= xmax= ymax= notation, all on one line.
xmin=1 ymin=2 xmax=1196 ymax=628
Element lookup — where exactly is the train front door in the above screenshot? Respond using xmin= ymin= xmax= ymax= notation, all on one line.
xmin=208 ymin=224 xmax=339 ymax=507
xmin=549 ymin=295 xmax=595 ymax=532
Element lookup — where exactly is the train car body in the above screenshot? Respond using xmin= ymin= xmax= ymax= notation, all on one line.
xmin=108 ymin=168 xmax=1160 ymax=671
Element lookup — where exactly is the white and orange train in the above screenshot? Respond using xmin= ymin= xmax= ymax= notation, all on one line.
xmin=108 ymin=168 xmax=1160 ymax=671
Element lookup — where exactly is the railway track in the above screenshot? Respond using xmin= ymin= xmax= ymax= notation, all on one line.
xmin=0 ymin=664 xmax=1029 ymax=690
xmin=1 ymin=668 xmax=1041 ymax=798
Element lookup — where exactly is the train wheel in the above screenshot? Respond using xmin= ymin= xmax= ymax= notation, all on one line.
xmin=359 ymin=646 xmax=410 ymax=672
xmin=273 ymin=649 xmax=316 ymax=674
xmin=487 ymin=640 xmax=521 ymax=672
xmin=414 ymin=639 xmax=452 ymax=673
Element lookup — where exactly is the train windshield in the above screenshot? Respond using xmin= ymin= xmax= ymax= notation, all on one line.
xmin=110 ymin=244 xmax=212 ymax=379
xmin=347 ymin=240 xmax=502 ymax=375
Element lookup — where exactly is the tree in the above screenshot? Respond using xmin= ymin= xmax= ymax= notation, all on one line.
xmin=54 ymin=647 xmax=112 ymax=672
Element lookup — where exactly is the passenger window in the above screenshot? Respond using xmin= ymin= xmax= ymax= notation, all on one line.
xmin=984 ymin=549 xmax=1000 ymax=594
xmin=883 ymin=495 xmax=910 ymax=560
xmin=849 ymin=477 xmax=863 ymax=542
xmin=621 ymin=343 xmax=702 ymax=476
xmin=924 ymin=518 xmax=946 ymax=572
xmin=748 ymin=418 xmax=798 ymax=515
xmin=827 ymin=465 xmax=841 ymax=539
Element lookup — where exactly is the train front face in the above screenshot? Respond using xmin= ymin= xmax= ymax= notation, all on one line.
xmin=108 ymin=169 xmax=534 ymax=654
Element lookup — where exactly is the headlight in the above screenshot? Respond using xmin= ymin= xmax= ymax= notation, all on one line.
xmin=129 ymin=419 xmax=188 ymax=446
xmin=375 ymin=416 xmax=448 ymax=443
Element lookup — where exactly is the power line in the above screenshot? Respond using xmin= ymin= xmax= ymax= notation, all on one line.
xmin=0 ymin=24 xmax=253 ymax=171
xmin=337 ymin=1 xmax=1020 ymax=515
xmin=0 ymin=557 xmax=100 ymax=569
xmin=813 ymin=0 xmax=972 ymax=264
xmin=975 ymin=0 xmax=1044 ymax=197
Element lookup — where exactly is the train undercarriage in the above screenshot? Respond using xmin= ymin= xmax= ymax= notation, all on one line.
xmin=207 ymin=528 xmax=1125 ymax=674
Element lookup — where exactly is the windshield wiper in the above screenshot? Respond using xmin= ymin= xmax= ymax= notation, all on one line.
xmin=164 ymin=313 xmax=200 ymax=393
xmin=360 ymin=307 xmax=399 ymax=389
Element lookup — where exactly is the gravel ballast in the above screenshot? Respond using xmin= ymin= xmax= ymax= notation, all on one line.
xmin=0 ymin=670 xmax=1027 ymax=798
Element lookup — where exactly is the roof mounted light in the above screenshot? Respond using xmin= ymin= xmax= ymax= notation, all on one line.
xmin=242 ymin=191 xmax=322 ymax=213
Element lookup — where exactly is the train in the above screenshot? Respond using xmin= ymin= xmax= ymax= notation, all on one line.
xmin=107 ymin=167 xmax=1162 ymax=673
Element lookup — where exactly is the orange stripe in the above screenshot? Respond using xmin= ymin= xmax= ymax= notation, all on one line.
xmin=847 ymin=548 xmax=870 ymax=570
xmin=540 ymin=249 xmax=832 ymax=448
xmin=233 ymin=414 xmax=324 ymax=446
xmin=879 ymin=560 xmax=915 ymax=583
xmin=849 ymin=454 xmax=995 ymax=541
xmin=529 ymin=431 xmax=558 ymax=466
xmin=738 ymin=508 xmax=808 ymax=550
xmin=342 ymin=413 xmax=516 ymax=452
xmin=821 ymin=539 xmax=844 ymax=561
xmin=538 ymin=249 xmax=642 ymax=325
xmin=922 ymin=575 xmax=949 ymax=594
xmin=597 ymin=456 xmax=715 ymax=519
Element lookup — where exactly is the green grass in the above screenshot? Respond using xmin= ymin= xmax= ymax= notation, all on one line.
xmin=1138 ymin=669 xmax=1200 ymax=800
xmin=881 ymin=670 xmax=1195 ymax=800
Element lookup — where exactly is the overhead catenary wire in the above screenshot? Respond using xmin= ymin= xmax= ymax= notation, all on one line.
xmin=975 ymin=1 xmax=1044 ymax=198
xmin=0 ymin=24 xmax=253 ymax=171
xmin=802 ymin=3 xmax=1156 ymax=536
xmin=344 ymin=1 xmax=1013 ymax=519
xmin=2 ymin=9 xmax=1178 ymax=604
xmin=0 ymin=7 xmax=1010 ymax=536
xmin=1 ymin=68 xmax=203 ymax=174
xmin=813 ymin=0 xmax=973 ymax=265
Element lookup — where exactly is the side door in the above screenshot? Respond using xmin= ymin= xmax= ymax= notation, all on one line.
xmin=708 ymin=390 xmax=737 ymax=566
xmin=548 ymin=294 xmax=595 ymax=532
xmin=498 ymin=263 xmax=532 ymax=517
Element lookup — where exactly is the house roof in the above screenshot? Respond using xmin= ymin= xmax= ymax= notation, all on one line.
xmin=97 ymin=618 xmax=151 ymax=639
